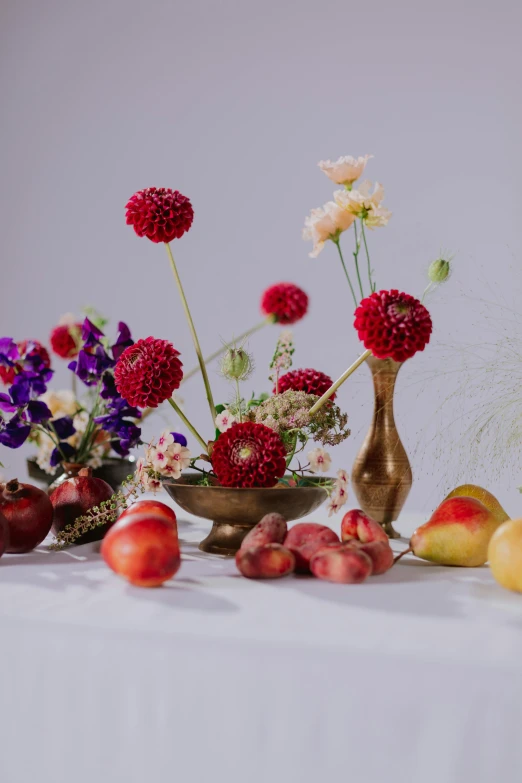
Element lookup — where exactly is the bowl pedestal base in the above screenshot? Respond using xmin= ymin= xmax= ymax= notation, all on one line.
xmin=199 ymin=521 xmax=251 ymax=556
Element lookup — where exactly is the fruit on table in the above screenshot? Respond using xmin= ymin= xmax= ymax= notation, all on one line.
xmin=284 ymin=522 xmax=340 ymax=573
xmin=341 ymin=509 xmax=389 ymax=544
xmin=235 ymin=543 xmax=295 ymax=579
xmin=50 ymin=467 xmax=114 ymax=545
xmin=102 ymin=513 xmax=181 ymax=587
xmin=347 ymin=540 xmax=394 ymax=575
xmin=0 ymin=479 xmax=54 ymax=553
xmin=119 ymin=499 xmax=177 ymax=531
xmin=411 ymin=496 xmax=501 ymax=567
xmin=488 ymin=519 xmax=522 ymax=592
xmin=0 ymin=509 xmax=9 ymax=557
xmin=310 ymin=545 xmax=373 ymax=584
xmin=444 ymin=484 xmax=509 ymax=526
xmin=240 ymin=512 xmax=287 ymax=552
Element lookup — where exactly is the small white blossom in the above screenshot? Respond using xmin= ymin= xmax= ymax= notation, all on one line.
xmin=215 ymin=409 xmax=237 ymax=433
xmin=307 ymin=447 xmax=332 ymax=474
xmin=157 ymin=430 xmax=175 ymax=450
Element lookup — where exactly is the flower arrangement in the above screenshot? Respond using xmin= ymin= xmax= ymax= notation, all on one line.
xmin=52 ymin=187 xmax=349 ymax=546
xmin=0 ymin=319 xmax=141 ymax=475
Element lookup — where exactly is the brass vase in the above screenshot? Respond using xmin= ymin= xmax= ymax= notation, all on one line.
xmin=351 ymin=355 xmax=412 ymax=538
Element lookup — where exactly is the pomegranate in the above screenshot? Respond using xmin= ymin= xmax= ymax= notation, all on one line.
xmin=119 ymin=499 xmax=177 ymax=531
xmin=0 ymin=509 xmax=9 ymax=557
xmin=102 ymin=512 xmax=181 ymax=587
xmin=0 ymin=479 xmax=54 ymax=553
xmin=50 ymin=467 xmax=114 ymax=545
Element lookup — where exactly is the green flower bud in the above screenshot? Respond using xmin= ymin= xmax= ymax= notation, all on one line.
xmin=428 ymin=258 xmax=451 ymax=283
xmin=221 ymin=347 xmax=253 ymax=381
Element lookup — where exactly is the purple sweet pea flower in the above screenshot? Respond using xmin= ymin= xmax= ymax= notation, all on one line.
xmin=171 ymin=432 xmax=188 ymax=447
xmin=0 ymin=393 xmax=18 ymax=413
xmin=52 ymin=416 xmax=76 ymax=440
xmin=81 ymin=318 xmax=104 ymax=349
xmin=27 ymin=400 xmax=53 ymax=424
xmin=50 ymin=442 xmax=76 ymax=467
xmin=10 ymin=377 xmax=31 ymax=406
xmin=112 ymin=322 xmax=134 ymax=362
xmin=0 ymin=337 xmax=19 ymax=370
xmin=0 ymin=417 xmax=32 ymax=448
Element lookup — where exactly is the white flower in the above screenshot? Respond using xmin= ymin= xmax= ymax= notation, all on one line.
xmin=307 ymin=447 xmax=332 ymax=474
xmin=162 ymin=443 xmax=192 ymax=479
xmin=58 ymin=312 xmax=77 ymax=326
xmin=41 ymin=389 xmax=78 ymax=418
xmin=336 ymin=468 xmax=349 ymax=486
xmin=157 ymin=430 xmax=175 ymax=450
xmin=318 ymin=155 xmax=373 ymax=185
xmin=335 ymin=181 xmax=392 ymax=228
xmin=303 ymin=201 xmax=355 ymax=257
xmin=142 ymin=473 xmax=162 ymax=494
xmin=150 ymin=447 xmax=169 ymax=472
xmin=215 ymin=409 xmax=237 ymax=433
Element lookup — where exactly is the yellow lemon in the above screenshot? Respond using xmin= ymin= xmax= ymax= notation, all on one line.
xmin=488 ymin=519 xmax=522 ymax=592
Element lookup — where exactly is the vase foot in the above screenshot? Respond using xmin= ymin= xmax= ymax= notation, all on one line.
xmin=380 ymin=520 xmax=401 ymax=539
xmin=199 ymin=521 xmax=251 ymax=557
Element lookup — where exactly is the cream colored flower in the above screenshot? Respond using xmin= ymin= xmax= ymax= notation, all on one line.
xmin=303 ymin=201 xmax=355 ymax=257
xmin=318 ymin=155 xmax=373 ymax=185
xmin=336 ymin=468 xmax=349 ymax=486
xmin=307 ymin=447 xmax=332 ymax=473
xmin=215 ymin=409 xmax=237 ymax=433
xmin=41 ymin=389 xmax=78 ymax=418
xmin=335 ymin=181 xmax=392 ymax=228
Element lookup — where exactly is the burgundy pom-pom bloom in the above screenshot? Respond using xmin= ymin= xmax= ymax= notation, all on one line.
xmin=50 ymin=324 xmax=82 ymax=359
xmin=274 ymin=368 xmax=335 ymax=400
xmin=114 ymin=337 xmax=183 ymax=408
xmin=261 ymin=282 xmax=309 ymax=325
xmin=125 ymin=187 xmax=194 ymax=244
xmin=354 ymin=289 xmax=433 ymax=363
xmin=211 ymin=422 xmax=287 ymax=488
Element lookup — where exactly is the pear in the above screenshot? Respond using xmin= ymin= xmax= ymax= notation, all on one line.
xmin=411 ymin=497 xmax=501 ymax=567
xmin=444 ymin=484 xmax=509 ymax=526
xmin=488 ymin=519 xmax=522 ymax=592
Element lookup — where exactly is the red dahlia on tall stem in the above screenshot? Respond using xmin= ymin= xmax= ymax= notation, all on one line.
xmin=309 ymin=289 xmax=432 ymax=414
xmin=126 ymin=186 xmax=216 ymax=427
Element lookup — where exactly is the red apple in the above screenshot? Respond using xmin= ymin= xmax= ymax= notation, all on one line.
xmin=0 ymin=479 xmax=54 ymax=553
xmin=119 ymin=499 xmax=177 ymax=531
xmin=50 ymin=467 xmax=114 ymax=545
xmin=101 ymin=513 xmax=181 ymax=587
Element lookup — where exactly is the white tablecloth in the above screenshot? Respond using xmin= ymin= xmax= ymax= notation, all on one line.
xmin=1 ymin=500 xmax=522 ymax=783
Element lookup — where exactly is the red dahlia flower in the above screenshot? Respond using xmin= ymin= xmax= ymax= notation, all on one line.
xmin=211 ymin=422 xmax=287 ymax=488
xmin=261 ymin=283 xmax=309 ymax=325
xmin=115 ymin=337 xmax=183 ymax=408
xmin=275 ymin=368 xmax=335 ymax=400
xmin=125 ymin=187 xmax=194 ymax=244
xmin=354 ymin=289 xmax=432 ymax=363
xmin=50 ymin=323 xmax=82 ymax=359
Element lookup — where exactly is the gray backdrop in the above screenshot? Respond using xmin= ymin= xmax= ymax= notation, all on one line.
xmin=1 ymin=0 xmax=521 ymax=517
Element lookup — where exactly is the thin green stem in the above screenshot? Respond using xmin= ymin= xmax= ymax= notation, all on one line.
xmin=334 ymin=240 xmax=358 ymax=308
xmin=360 ymin=220 xmax=375 ymax=293
xmin=235 ymin=378 xmax=242 ymax=423
xmin=352 ymin=222 xmax=364 ymax=301
xmin=309 ymin=349 xmax=372 ymax=414
xmin=167 ymin=397 xmax=208 ymax=453
xmin=165 ymin=243 xmax=216 ymax=424
xmin=182 ymin=318 xmax=271 ymax=382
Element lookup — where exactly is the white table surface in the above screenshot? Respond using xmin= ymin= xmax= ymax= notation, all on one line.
xmin=1 ymin=496 xmax=522 ymax=783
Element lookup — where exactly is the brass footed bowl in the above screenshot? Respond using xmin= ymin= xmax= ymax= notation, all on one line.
xmin=163 ymin=474 xmax=330 ymax=556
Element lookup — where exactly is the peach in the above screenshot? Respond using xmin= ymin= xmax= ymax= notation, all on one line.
xmin=240 ymin=512 xmax=287 ymax=552
xmin=310 ymin=545 xmax=373 ymax=584
xmin=284 ymin=523 xmax=340 ymax=573
xmin=235 ymin=544 xmax=295 ymax=579
xmin=353 ymin=540 xmax=394 ymax=575
xmin=119 ymin=499 xmax=177 ymax=531
xmin=341 ymin=509 xmax=388 ymax=544
xmin=101 ymin=513 xmax=180 ymax=587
